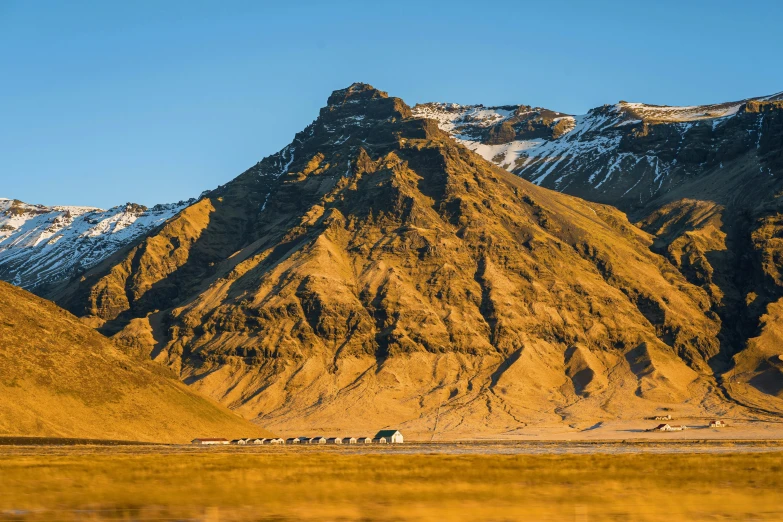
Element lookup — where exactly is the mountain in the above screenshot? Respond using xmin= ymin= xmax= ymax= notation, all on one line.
xmin=0 ymin=280 xmax=269 ymax=442
xmin=413 ymin=92 xmax=783 ymax=213
xmin=43 ymin=83 xmax=767 ymax=437
xmin=0 ymin=197 xmax=191 ymax=293
xmin=414 ymin=92 xmax=783 ymax=419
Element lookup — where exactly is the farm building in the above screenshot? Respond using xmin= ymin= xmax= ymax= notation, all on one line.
xmin=286 ymin=437 xmax=300 ymax=444
xmin=191 ymin=438 xmax=229 ymax=445
xmin=373 ymin=437 xmax=387 ymax=443
xmin=343 ymin=437 xmax=358 ymax=444
xmin=326 ymin=437 xmax=343 ymax=444
xmin=355 ymin=437 xmax=372 ymax=444
xmin=309 ymin=436 xmax=327 ymax=444
xmin=374 ymin=429 xmax=404 ymax=443
xmin=709 ymin=420 xmax=727 ymax=428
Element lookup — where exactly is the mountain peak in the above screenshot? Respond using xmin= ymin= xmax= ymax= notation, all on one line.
xmin=322 ymin=83 xmax=412 ymax=122
xmin=327 ymin=82 xmax=388 ymax=105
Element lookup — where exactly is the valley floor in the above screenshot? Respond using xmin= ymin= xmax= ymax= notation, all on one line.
xmin=1 ymin=443 xmax=782 ymax=521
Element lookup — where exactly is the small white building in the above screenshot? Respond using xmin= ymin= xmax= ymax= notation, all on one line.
xmin=343 ymin=437 xmax=358 ymax=444
xmin=355 ymin=437 xmax=372 ymax=444
xmin=709 ymin=420 xmax=727 ymax=428
xmin=250 ymin=438 xmax=266 ymax=445
xmin=269 ymin=438 xmax=285 ymax=444
xmin=326 ymin=437 xmax=343 ymax=444
xmin=286 ymin=437 xmax=300 ymax=444
xmin=374 ymin=429 xmax=404 ymax=443
xmin=309 ymin=436 xmax=327 ymax=444
xmin=191 ymin=438 xmax=230 ymax=445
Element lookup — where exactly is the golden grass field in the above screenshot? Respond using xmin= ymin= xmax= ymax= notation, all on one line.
xmin=1 ymin=444 xmax=782 ymax=521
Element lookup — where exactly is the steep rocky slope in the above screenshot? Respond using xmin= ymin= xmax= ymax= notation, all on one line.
xmin=52 ymin=84 xmax=753 ymax=436
xmin=0 ymin=281 xmax=269 ymax=442
xmin=415 ymin=93 xmax=783 ymax=418
xmin=0 ymin=198 xmax=191 ymax=293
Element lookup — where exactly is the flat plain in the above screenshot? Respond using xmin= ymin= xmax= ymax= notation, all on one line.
xmin=2 ymin=442 xmax=782 ymax=521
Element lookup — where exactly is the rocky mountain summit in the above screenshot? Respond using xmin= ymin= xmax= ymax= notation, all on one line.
xmin=2 ymin=84 xmax=782 ymax=436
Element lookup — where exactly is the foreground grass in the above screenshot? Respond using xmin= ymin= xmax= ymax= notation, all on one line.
xmin=1 ymin=448 xmax=782 ymax=521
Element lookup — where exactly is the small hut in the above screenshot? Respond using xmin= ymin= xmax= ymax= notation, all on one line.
xmin=355 ymin=437 xmax=372 ymax=444
xmin=297 ymin=436 xmax=310 ymax=443
xmin=372 ymin=436 xmax=387 ymax=444
xmin=269 ymin=438 xmax=285 ymax=444
xmin=309 ymin=436 xmax=327 ymax=444
xmin=250 ymin=438 xmax=265 ymax=445
xmin=709 ymin=420 xmax=727 ymax=428
xmin=343 ymin=437 xmax=358 ymax=444
xmin=374 ymin=429 xmax=404 ymax=444
xmin=286 ymin=437 xmax=300 ymax=444
xmin=326 ymin=437 xmax=343 ymax=444
xmin=230 ymin=439 xmax=247 ymax=445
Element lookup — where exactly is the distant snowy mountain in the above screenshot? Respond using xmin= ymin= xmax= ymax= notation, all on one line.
xmin=0 ymin=198 xmax=192 ymax=291
xmin=413 ymin=92 xmax=783 ymax=214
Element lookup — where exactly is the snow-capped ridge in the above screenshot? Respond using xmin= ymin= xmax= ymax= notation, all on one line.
xmin=0 ymin=197 xmax=194 ymax=290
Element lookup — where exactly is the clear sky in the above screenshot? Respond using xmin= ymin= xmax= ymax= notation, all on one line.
xmin=2 ymin=0 xmax=782 ymax=209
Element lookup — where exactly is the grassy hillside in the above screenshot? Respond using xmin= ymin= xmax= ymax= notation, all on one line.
xmin=0 ymin=281 xmax=271 ymax=442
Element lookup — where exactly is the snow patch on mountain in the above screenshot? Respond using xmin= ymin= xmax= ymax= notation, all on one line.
xmin=0 ymin=198 xmax=192 ymax=290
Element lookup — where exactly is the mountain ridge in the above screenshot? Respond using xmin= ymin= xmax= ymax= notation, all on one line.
xmin=39 ymin=83 xmax=768 ymax=436
xmin=2 ymin=83 xmax=782 ymax=436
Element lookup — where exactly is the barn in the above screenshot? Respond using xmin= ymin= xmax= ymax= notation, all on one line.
xmin=191 ymin=438 xmax=230 ymax=445
xmin=374 ymin=429 xmax=404 ymax=443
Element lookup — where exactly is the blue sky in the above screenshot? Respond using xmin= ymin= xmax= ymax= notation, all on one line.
xmin=2 ymin=0 xmax=782 ymax=209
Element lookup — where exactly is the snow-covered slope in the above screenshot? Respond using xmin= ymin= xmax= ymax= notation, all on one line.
xmin=0 ymin=198 xmax=192 ymax=291
xmin=413 ymin=93 xmax=783 ymax=213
